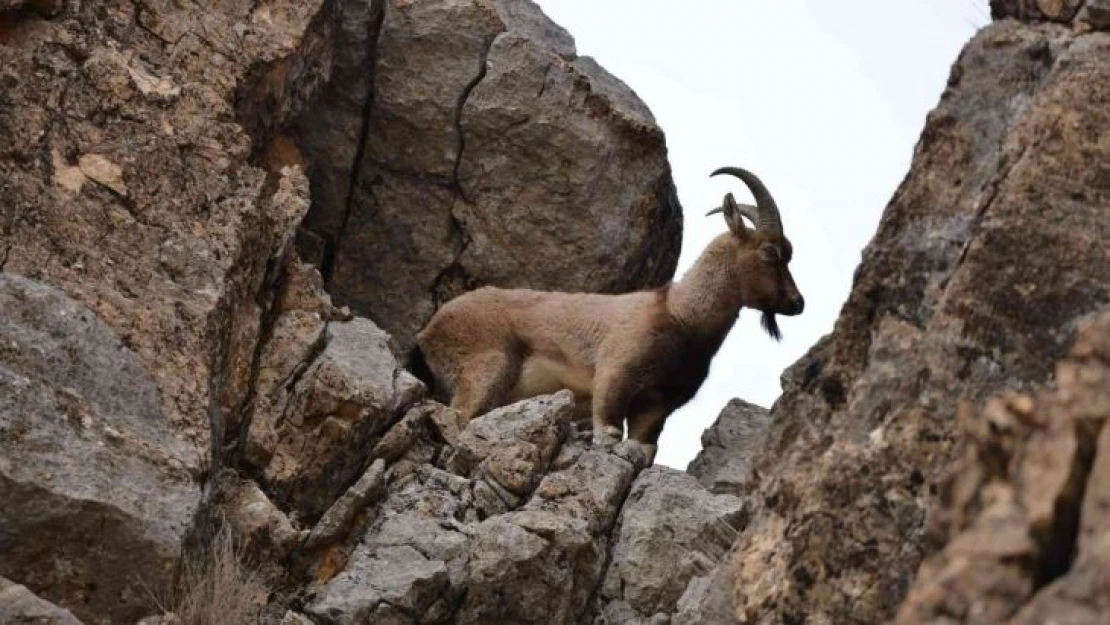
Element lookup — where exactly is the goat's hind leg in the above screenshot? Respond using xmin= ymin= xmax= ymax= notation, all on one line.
xmin=449 ymin=350 xmax=519 ymax=423
xmin=627 ymin=404 xmax=669 ymax=466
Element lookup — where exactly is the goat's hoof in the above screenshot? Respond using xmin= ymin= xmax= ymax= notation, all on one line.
xmin=591 ymin=425 xmax=622 ymax=448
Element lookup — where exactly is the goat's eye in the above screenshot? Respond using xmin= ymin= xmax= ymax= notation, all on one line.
xmin=759 ymin=244 xmax=779 ymax=263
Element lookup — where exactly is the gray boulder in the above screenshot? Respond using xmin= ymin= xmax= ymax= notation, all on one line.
xmin=0 ymin=275 xmax=200 ymax=623
xmin=305 ymin=466 xmax=473 ymax=624
xmin=599 ymin=467 xmax=747 ymax=621
xmin=458 ymin=443 xmax=643 ymax=624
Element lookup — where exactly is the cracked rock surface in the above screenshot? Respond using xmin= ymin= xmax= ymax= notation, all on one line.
xmin=597 ymin=467 xmax=747 ymax=624
xmin=291 ymin=0 xmax=683 ymax=351
xmin=686 ymin=398 xmax=772 ymax=497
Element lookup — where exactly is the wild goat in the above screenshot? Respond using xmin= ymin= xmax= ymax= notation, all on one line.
xmin=412 ymin=167 xmax=804 ymax=464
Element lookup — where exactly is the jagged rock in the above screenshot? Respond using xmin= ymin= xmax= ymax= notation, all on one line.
xmin=367 ymin=404 xmax=434 ymax=465
xmin=0 ymin=577 xmax=83 ymax=625
xmin=0 ymin=275 xmax=200 ymax=624
xmin=451 ymin=390 xmax=575 ymax=497
xmin=295 ymin=0 xmax=682 ymax=351
xmin=244 ymin=256 xmax=334 ymax=470
xmin=599 ymin=468 xmax=746 ymax=622
xmin=686 ymin=399 xmax=771 ymax=496
xmin=280 ymin=612 xmax=315 ymax=625
xmin=249 ymin=316 xmax=423 ymax=520
xmin=991 ymin=0 xmax=1083 ymax=22
xmin=721 ymin=13 xmax=1110 ymax=625
xmin=458 ymin=445 xmax=641 ymax=624
xmin=892 ymin=310 xmax=1110 ymax=623
xmin=305 ymin=459 xmax=388 ymax=550
xmin=305 ymin=465 xmax=473 ymax=624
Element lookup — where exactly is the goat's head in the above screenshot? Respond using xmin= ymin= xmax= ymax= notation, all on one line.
xmin=706 ymin=166 xmax=804 ymax=340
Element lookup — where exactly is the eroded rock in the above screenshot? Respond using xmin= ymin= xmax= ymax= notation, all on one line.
xmin=249 ymin=316 xmax=423 ymax=521
xmin=305 ymin=465 xmax=472 ymax=624
xmin=451 ymin=390 xmax=575 ymax=498
xmin=458 ymin=444 xmax=641 ymax=624
xmin=0 ymin=0 xmax=319 ymax=456
xmin=893 ymin=310 xmax=1110 ymax=624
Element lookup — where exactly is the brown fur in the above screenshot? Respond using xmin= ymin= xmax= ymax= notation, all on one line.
xmin=415 ymin=202 xmax=804 ymax=463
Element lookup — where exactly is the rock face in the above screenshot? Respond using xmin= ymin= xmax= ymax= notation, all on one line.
xmin=0 ymin=275 xmax=200 ymax=623
xmin=0 ymin=0 xmax=317 ymax=454
xmin=893 ymin=310 xmax=1110 ymax=624
xmin=245 ymin=310 xmax=423 ymax=521
xmin=720 ymin=10 xmax=1110 ymax=625
xmin=687 ymin=398 xmax=772 ymax=496
xmin=1 ymin=1 xmax=688 ymax=622
xmin=598 ymin=467 xmax=747 ymax=624
xmin=291 ymin=0 xmax=684 ymax=350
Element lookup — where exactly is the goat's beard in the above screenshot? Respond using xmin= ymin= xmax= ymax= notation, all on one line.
xmin=761 ymin=311 xmax=782 ymax=341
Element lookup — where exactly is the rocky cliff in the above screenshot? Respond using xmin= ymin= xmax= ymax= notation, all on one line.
xmin=700 ymin=3 xmax=1110 ymax=623
xmin=1 ymin=0 xmax=1108 ymax=624
xmin=1 ymin=0 xmax=691 ymax=623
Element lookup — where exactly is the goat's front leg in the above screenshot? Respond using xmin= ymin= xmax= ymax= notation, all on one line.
xmin=450 ymin=350 xmax=518 ymax=424
xmin=590 ymin=371 xmax=634 ymax=447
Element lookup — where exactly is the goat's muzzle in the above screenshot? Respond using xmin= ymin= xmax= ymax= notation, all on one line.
xmin=782 ymin=294 xmax=804 ymax=316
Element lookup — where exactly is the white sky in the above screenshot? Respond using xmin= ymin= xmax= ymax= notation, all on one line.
xmin=534 ymin=0 xmax=990 ymax=468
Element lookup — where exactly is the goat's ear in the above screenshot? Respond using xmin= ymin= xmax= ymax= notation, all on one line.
xmin=721 ymin=193 xmax=751 ymax=239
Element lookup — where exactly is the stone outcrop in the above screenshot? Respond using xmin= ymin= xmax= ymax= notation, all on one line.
xmin=0 ymin=275 xmax=199 ymax=624
xmin=991 ymin=0 xmax=1110 ymax=28
xmin=290 ymin=0 xmax=683 ymax=350
xmin=890 ymin=309 xmax=1110 ymax=624
xmin=687 ymin=398 xmax=772 ymax=496
xmin=245 ymin=305 xmax=423 ymax=521
xmin=296 ymin=390 xmax=749 ymax=624
xmin=597 ymin=467 xmax=747 ymax=624
xmin=720 ymin=8 xmax=1110 ymax=624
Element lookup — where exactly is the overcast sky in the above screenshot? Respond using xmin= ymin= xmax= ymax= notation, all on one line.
xmin=534 ymin=0 xmax=990 ymax=468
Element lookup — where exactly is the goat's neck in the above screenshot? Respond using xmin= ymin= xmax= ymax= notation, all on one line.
xmin=667 ymin=234 xmax=746 ymax=344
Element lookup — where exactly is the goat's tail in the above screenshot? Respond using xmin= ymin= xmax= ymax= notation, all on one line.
xmin=407 ymin=343 xmax=437 ymax=398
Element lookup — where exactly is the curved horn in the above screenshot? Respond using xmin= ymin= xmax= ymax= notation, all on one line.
xmin=710 ymin=167 xmax=783 ymax=235
xmin=705 ymin=194 xmax=759 ymax=228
